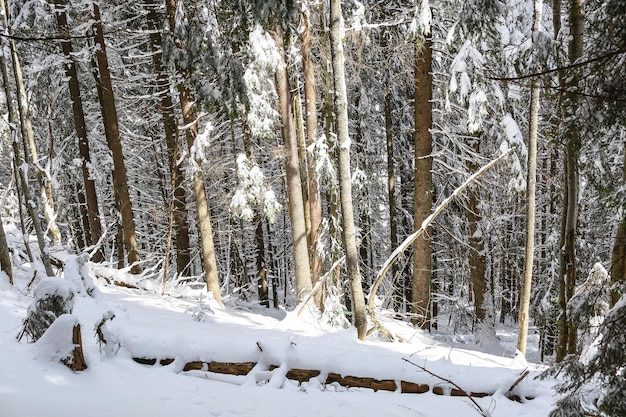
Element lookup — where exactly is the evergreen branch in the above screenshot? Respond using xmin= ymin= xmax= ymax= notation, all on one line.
xmin=486 ymin=47 xmax=626 ymax=82
xmin=0 ymin=32 xmax=95 ymax=42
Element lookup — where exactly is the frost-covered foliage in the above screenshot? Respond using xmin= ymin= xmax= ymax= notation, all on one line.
xmin=19 ymin=277 xmax=76 ymax=342
xmin=230 ymin=154 xmax=281 ymax=223
xmin=319 ymin=286 xmax=350 ymax=329
xmin=64 ymin=254 xmax=101 ymax=298
xmin=242 ymin=25 xmax=281 ymax=138
xmin=548 ymin=270 xmax=626 ymax=417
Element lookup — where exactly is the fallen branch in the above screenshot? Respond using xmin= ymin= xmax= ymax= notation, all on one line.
xmin=367 ymin=148 xmax=515 ymax=337
xmin=297 ymin=256 xmax=345 ymax=316
xmin=403 ymin=358 xmax=490 ymax=417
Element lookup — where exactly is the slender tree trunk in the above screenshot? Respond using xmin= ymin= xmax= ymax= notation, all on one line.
xmin=557 ymin=0 xmax=584 ymax=357
xmin=0 ymin=213 xmax=12 ymax=284
xmin=610 ymin=141 xmax=626 ymax=307
xmin=180 ymin=89 xmax=223 ymax=304
xmin=385 ymin=76 xmax=401 ymax=312
xmin=299 ymin=0 xmax=324 ymax=290
xmin=329 ymin=0 xmax=366 ymax=340
xmin=271 ymin=25 xmax=313 ymax=304
xmin=242 ymin=123 xmax=269 ymax=307
xmin=91 ymin=3 xmax=142 ymax=274
xmin=0 ymin=50 xmax=54 ymax=277
xmin=54 ymin=0 xmax=104 ymax=261
xmin=412 ymin=39 xmax=433 ymax=329
xmin=0 ymin=0 xmax=62 ymax=246
xmin=517 ymin=0 xmax=542 ymax=357
xmin=145 ymin=0 xmax=191 ymax=276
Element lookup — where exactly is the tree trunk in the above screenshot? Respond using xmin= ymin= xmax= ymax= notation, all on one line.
xmin=145 ymin=0 xmax=191 ymax=277
xmin=179 ymin=89 xmax=223 ymax=304
xmin=0 ymin=42 xmax=54 ymax=277
xmin=610 ymin=140 xmax=626 ymax=306
xmin=53 ymin=0 xmax=104 ymax=262
xmin=385 ymin=76 xmax=401 ymax=312
xmin=91 ymin=3 xmax=142 ymax=274
xmin=517 ymin=0 xmax=542 ymax=357
xmin=0 ymin=0 xmax=62 ymax=246
xmin=299 ymin=0 xmax=324 ymax=291
xmin=412 ymin=39 xmax=433 ymax=329
xmin=270 ymin=25 xmax=313 ymax=304
xmin=329 ymin=0 xmax=367 ymax=340
xmin=0 ymin=213 xmax=12 ymax=284
xmin=466 ymin=150 xmax=487 ymax=323
xmin=557 ymin=0 xmax=584 ymax=358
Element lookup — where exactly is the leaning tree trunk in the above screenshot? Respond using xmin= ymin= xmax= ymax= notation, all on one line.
xmin=412 ymin=37 xmax=434 ymax=329
xmin=271 ymin=25 xmax=313 ymax=304
xmin=92 ymin=3 xmax=142 ymax=274
xmin=517 ymin=0 xmax=542 ymax=357
xmin=146 ymin=0 xmax=191 ymax=277
xmin=329 ymin=0 xmax=367 ymax=340
xmin=54 ymin=0 xmax=104 ymax=262
xmin=0 ymin=0 xmax=61 ymax=246
xmin=0 ymin=50 xmax=54 ymax=277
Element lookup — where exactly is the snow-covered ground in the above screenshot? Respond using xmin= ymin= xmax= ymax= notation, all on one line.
xmin=0 ymin=259 xmax=559 ymax=417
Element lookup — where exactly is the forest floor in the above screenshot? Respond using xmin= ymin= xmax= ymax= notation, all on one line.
xmin=0 ymin=254 xmax=560 ymax=417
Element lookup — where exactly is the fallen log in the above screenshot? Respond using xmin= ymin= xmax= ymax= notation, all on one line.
xmin=132 ymin=358 xmax=465 ymax=396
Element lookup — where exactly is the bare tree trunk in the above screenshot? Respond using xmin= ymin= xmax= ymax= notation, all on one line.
xmin=329 ymin=0 xmax=367 ymax=340
xmin=558 ymin=0 xmax=584 ymax=357
xmin=385 ymin=76 xmax=401 ymax=312
xmin=91 ymin=3 xmax=142 ymax=274
xmin=466 ymin=145 xmax=487 ymax=323
xmin=271 ymin=25 xmax=313 ymax=304
xmin=0 ymin=0 xmax=61 ymax=246
xmin=0 ymin=50 xmax=54 ymax=277
xmin=164 ymin=0 xmax=221 ymax=300
xmin=145 ymin=0 xmax=191 ymax=277
xmin=299 ymin=0 xmax=324 ymax=290
xmin=517 ymin=0 xmax=542 ymax=357
xmin=179 ymin=89 xmax=223 ymax=304
xmin=0 ymin=213 xmax=12 ymax=284
xmin=412 ymin=39 xmax=433 ymax=329
xmin=610 ymin=141 xmax=626 ymax=306
xmin=54 ymin=0 xmax=104 ymax=262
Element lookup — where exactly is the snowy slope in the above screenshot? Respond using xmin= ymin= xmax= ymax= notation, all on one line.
xmin=0 ymin=265 xmax=558 ymax=417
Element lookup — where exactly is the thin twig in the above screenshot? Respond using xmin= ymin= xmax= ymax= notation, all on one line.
xmin=403 ymin=358 xmax=490 ymax=417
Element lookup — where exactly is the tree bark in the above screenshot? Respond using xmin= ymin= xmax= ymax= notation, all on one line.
xmin=412 ymin=39 xmax=433 ymax=329
xmin=0 ymin=41 xmax=54 ymax=277
xmin=0 ymin=213 xmax=12 ymax=284
xmin=179 ymin=89 xmax=223 ymax=304
xmin=91 ymin=3 xmax=142 ymax=274
xmin=299 ymin=0 xmax=324 ymax=291
xmin=0 ymin=0 xmax=62 ymax=246
xmin=610 ymin=140 xmax=626 ymax=306
xmin=145 ymin=0 xmax=191 ymax=277
xmin=558 ymin=0 xmax=584 ymax=357
xmin=517 ymin=0 xmax=542 ymax=357
xmin=53 ymin=0 xmax=104 ymax=262
xmin=329 ymin=0 xmax=367 ymax=339
xmin=270 ymin=25 xmax=313 ymax=304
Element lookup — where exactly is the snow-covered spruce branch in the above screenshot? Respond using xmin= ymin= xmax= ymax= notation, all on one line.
xmin=367 ymin=147 xmax=516 ymax=337
xmin=402 ymin=358 xmax=491 ymax=417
